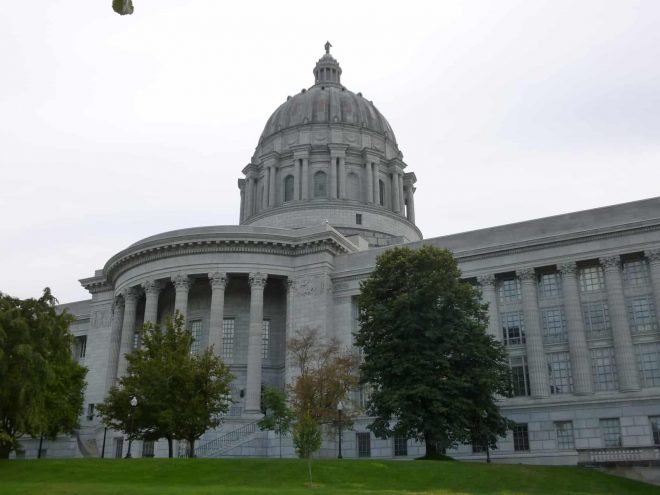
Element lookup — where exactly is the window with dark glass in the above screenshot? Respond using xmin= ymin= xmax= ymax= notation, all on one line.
xmin=393 ymin=436 xmax=408 ymax=456
xmin=501 ymin=312 xmax=526 ymax=346
xmin=513 ymin=424 xmax=529 ymax=451
xmin=313 ymin=171 xmax=327 ymax=198
xmin=284 ymin=175 xmax=294 ymax=202
xmin=509 ymin=356 xmax=531 ymax=396
xmin=357 ymin=432 xmax=371 ymax=457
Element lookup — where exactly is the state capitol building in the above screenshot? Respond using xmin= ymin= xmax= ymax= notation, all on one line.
xmin=26 ymin=44 xmax=660 ymax=464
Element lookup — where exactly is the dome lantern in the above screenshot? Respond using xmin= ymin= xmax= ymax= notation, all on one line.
xmin=313 ymin=41 xmax=342 ymax=86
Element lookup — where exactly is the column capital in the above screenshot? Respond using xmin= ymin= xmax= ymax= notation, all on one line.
xmin=209 ymin=271 xmax=228 ymax=290
xmin=476 ymin=274 xmax=496 ymax=288
xmin=557 ymin=261 xmax=577 ymax=275
xmin=113 ymin=296 xmax=125 ymax=309
xmin=172 ymin=274 xmax=191 ymax=291
xmin=248 ymin=272 xmax=267 ymax=289
xmin=285 ymin=279 xmax=294 ymax=292
xmin=516 ymin=268 xmax=536 ymax=282
xmin=121 ymin=287 xmax=139 ymax=304
xmin=599 ymin=255 xmax=621 ymax=270
xmin=645 ymin=249 xmax=660 ymax=264
xmin=142 ymin=279 xmax=164 ymax=296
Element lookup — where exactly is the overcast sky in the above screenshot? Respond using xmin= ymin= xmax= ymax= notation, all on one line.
xmin=1 ymin=1 xmax=659 ymax=303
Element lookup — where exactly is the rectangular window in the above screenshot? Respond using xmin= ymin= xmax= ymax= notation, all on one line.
xmin=222 ymin=319 xmax=234 ymax=359
xmin=501 ymin=312 xmax=526 ymax=346
xmin=86 ymin=403 xmax=95 ymax=421
xmin=591 ymin=347 xmax=619 ymax=391
xmin=538 ymin=272 xmax=562 ymax=298
xmin=623 ymin=260 xmax=650 ymax=288
xmin=357 ymin=432 xmax=371 ymax=458
xmin=547 ymin=352 xmax=573 ymax=394
xmin=262 ymin=319 xmax=270 ymax=359
xmin=471 ymin=439 xmax=486 ymax=453
xmin=635 ymin=342 xmax=660 ymax=387
xmin=513 ymin=424 xmax=529 ymax=451
xmin=188 ymin=319 xmax=203 ymax=355
xmin=114 ymin=438 xmax=124 ymax=459
xmin=580 ymin=266 xmax=605 ymax=292
xmin=555 ymin=421 xmax=575 ymax=449
xmin=542 ymin=307 xmax=567 ymax=343
xmin=600 ymin=418 xmax=622 ymax=447
xmin=650 ymin=417 xmax=660 ymax=446
xmin=142 ymin=440 xmax=155 ymax=457
xmin=74 ymin=335 xmax=87 ymax=360
xmin=628 ymin=297 xmax=657 ymax=333
xmin=132 ymin=331 xmax=141 ymax=350
xmin=393 ymin=436 xmax=408 ymax=457
xmin=509 ymin=356 xmax=531 ymax=396
xmin=356 ymin=213 xmax=362 ymax=225
xmin=499 ymin=278 xmax=521 ymax=304
xmin=582 ymin=302 xmax=611 ymax=339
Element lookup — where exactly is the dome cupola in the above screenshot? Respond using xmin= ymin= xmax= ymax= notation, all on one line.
xmin=238 ymin=44 xmax=421 ymax=248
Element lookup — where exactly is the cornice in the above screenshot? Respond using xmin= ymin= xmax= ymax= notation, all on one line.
xmin=102 ymin=226 xmax=357 ymax=285
xmin=79 ymin=275 xmax=112 ymax=294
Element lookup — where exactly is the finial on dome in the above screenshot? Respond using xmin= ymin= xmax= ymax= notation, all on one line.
xmin=314 ymin=42 xmax=342 ymax=86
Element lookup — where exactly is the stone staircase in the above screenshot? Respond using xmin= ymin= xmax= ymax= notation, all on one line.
xmin=195 ymin=420 xmax=260 ymax=458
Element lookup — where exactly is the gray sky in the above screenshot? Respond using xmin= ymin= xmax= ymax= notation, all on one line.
xmin=1 ymin=1 xmax=659 ymax=303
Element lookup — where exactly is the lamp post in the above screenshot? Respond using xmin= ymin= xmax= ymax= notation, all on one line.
xmin=125 ymin=396 xmax=138 ymax=459
xmin=337 ymin=400 xmax=344 ymax=459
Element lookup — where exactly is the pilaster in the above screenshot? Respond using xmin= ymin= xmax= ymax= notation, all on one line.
xmin=646 ymin=249 xmax=660 ymax=328
xmin=106 ymin=296 xmax=125 ymax=389
xmin=245 ymin=272 xmax=267 ymax=414
xmin=172 ymin=274 xmax=191 ymax=323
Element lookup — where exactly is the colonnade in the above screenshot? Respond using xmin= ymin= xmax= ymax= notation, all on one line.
xmin=240 ymin=151 xmax=416 ymax=223
xmin=477 ymin=250 xmax=660 ymax=398
xmin=109 ymin=271 xmax=281 ymax=415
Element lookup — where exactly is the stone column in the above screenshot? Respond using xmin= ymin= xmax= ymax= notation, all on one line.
xmin=646 ymin=250 xmax=660 ymax=319
xmin=477 ymin=275 xmax=500 ymax=339
xmin=262 ymin=168 xmax=270 ymax=210
xmin=372 ymin=163 xmax=379 ymax=206
xmin=142 ymin=280 xmax=163 ymax=325
xmin=365 ymin=162 xmax=374 ymax=203
xmin=558 ymin=262 xmax=594 ymax=395
xmin=284 ymin=279 xmax=295 ymax=387
xmin=338 ymin=157 xmax=346 ymax=199
xmin=397 ymin=172 xmax=405 ymax=215
xmin=517 ymin=268 xmax=550 ymax=398
xmin=116 ymin=287 xmax=139 ymax=378
xmin=329 ymin=159 xmax=337 ymax=199
xmin=268 ymin=165 xmax=276 ymax=207
xmin=245 ymin=176 xmax=254 ymax=219
xmin=600 ymin=256 xmax=640 ymax=391
xmin=172 ymin=274 xmax=191 ymax=324
xmin=293 ymin=158 xmax=300 ymax=201
xmin=391 ymin=173 xmax=400 ymax=213
xmin=405 ymin=185 xmax=416 ymax=223
xmin=208 ymin=272 xmax=228 ymax=353
xmin=106 ymin=296 xmax=125 ymax=388
xmin=301 ymin=158 xmax=309 ymax=200
xmin=245 ymin=272 xmax=267 ymax=414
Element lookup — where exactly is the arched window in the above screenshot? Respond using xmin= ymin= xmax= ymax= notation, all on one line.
xmin=284 ymin=175 xmax=294 ymax=202
xmin=313 ymin=171 xmax=327 ymax=198
xmin=379 ymin=180 xmax=385 ymax=206
xmin=347 ymin=172 xmax=360 ymax=201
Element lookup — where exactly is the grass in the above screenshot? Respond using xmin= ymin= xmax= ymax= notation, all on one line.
xmin=0 ymin=458 xmax=659 ymax=495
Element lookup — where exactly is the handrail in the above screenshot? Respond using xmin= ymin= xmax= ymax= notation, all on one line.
xmin=195 ymin=421 xmax=259 ymax=458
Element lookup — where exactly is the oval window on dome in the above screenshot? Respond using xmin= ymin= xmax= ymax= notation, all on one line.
xmin=313 ymin=171 xmax=327 ymax=198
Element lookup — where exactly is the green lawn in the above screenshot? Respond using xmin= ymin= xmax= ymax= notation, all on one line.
xmin=0 ymin=458 xmax=658 ymax=495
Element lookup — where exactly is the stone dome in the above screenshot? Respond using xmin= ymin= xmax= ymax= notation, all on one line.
xmin=259 ymin=45 xmax=397 ymax=146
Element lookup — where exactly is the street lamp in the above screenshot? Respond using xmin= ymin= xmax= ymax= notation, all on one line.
xmin=125 ymin=396 xmax=138 ymax=459
xmin=337 ymin=400 xmax=344 ymax=459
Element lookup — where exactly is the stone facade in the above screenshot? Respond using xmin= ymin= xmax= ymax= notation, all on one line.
xmin=20 ymin=45 xmax=660 ymax=464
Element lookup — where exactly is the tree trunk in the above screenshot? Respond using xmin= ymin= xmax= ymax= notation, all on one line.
xmin=424 ymin=432 xmax=438 ymax=458
xmin=167 ymin=436 xmax=173 ymax=458
xmin=307 ymin=457 xmax=313 ymax=487
xmin=188 ymin=437 xmax=195 ymax=458
xmin=0 ymin=442 xmax=11 ymax=459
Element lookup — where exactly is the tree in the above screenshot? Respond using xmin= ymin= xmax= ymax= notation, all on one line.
xmin=257 ymin=388 xmax=295 ymax=458
xmin=98 ymin=313 xmax=233 ymax=458
xmin=293 ymin=412 xmax=322 ymax=487
xmin=0 ymin=289 xmax=87 ymax=459
xmin=112 ymin=0 xmax=134 ymax=15
xmin=287 ymin=328 xmax=359 ymax=426
xmin=356 ymin=245 xmax=512 ymax=458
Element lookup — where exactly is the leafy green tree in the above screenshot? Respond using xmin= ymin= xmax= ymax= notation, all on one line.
xmin=356 ymin=245 xmax=512 ymax=458
xmin=98 ymin=313 xmax=233 ymax=457
xmin=293 ymin=412 xmax=322 ymax=486
xmin=0 ymin=289 xmax=86 ymax=459
xmin=258 ymin=388 xmax=295 ymax=458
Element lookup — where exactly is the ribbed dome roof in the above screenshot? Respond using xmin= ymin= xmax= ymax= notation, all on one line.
xmin=259 ymin=43 xmax=397 ymax=145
